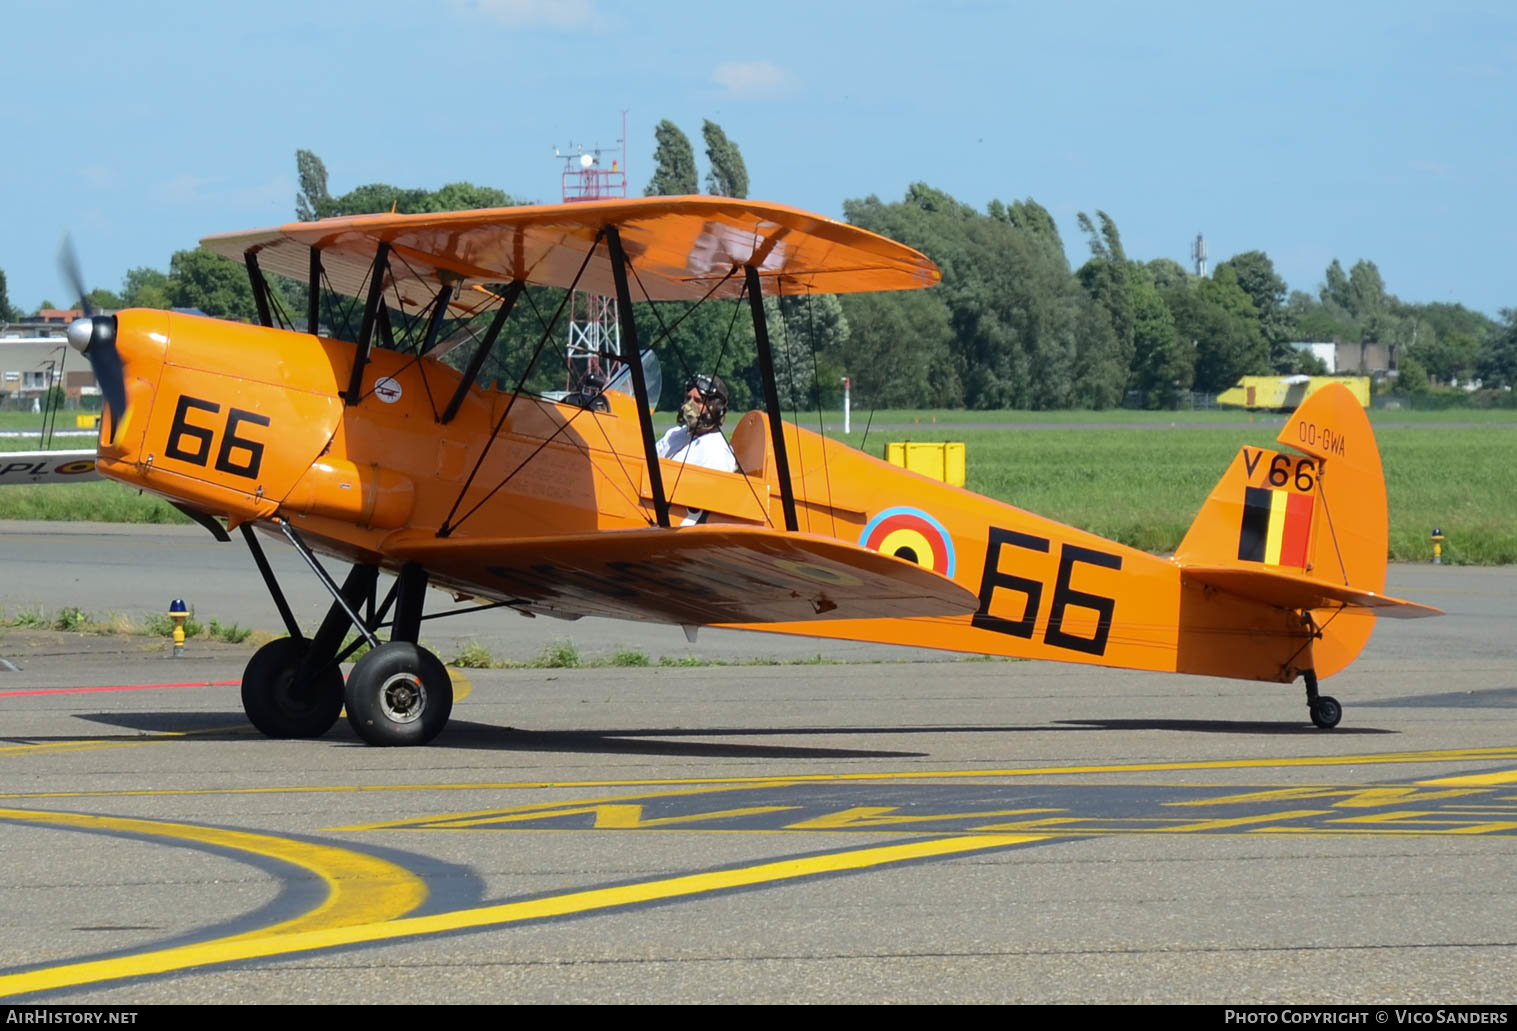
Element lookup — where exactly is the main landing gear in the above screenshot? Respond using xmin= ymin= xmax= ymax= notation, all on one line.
xmin=1302 ymin=669 xmax=1342 ymax=730
xmin=237 ymin=523 xmax=453 ymax=746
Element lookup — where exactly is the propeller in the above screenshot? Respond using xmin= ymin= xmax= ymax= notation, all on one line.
xmin=58 ymin=236 xmax=127 ymax=421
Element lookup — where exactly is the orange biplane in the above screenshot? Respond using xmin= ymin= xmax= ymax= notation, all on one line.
xmin=57 ymin=196 xmax=1438 ymax=746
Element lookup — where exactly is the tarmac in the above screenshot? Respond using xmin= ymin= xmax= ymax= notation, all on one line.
xmin=0 ymin=522 xmax=1513 ymax=1004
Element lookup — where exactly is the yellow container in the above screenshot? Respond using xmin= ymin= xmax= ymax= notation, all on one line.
xmin=885 ymin=441 xmax=965 ymax=486
xmin=75 ymin=414 xmax=101 ymax=429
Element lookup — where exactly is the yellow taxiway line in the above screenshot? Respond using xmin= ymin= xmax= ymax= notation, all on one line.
xmin=3 ymin=744 xmax=1514 ymax=802
xmin=0 ymin=830 xmax=1039 ymax=998
xmin=0 ymin=808 xmax=427 ymax=943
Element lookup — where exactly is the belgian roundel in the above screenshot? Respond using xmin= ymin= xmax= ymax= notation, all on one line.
xmin=54 ymin=460 xmax=95 ymax=475
xmin=859 ymin=506 xmax=956 ymax=577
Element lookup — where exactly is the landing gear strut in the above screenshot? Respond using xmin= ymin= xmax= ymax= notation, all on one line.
xmin=237 ymin=523 xmax=453 ymax=746
xmin=1302 ymin=669 xmax=1342 ymax=729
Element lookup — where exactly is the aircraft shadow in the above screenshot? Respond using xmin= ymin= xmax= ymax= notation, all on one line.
xmin=66 ymin=713 xmax=1392 ymax=756
xmin=1054 ymin=718 xmax=1395 ymax=735
xmin=419 ymin=720 xmax=930 ymax=759
xmin=1356 ymin=686 xmax=1517 ymax=709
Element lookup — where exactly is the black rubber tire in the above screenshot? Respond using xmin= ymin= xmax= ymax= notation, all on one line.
xmin=1310 ymin=695 xmax=1343 ymax=729
xmin=343 ymin=642 xmax=453 ymax=746
xmin=241 ymin=637 xmax=344 ymax=739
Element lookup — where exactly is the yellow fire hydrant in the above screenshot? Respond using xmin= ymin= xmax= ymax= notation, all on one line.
xmin=1431 ymin=529 xmax=1444 ymax=566
xmin=168 ymin=598 xmax=189 ymax=657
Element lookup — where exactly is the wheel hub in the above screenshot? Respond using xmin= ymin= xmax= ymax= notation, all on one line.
xmin=378 ymin=672 xmax=427 ymax=724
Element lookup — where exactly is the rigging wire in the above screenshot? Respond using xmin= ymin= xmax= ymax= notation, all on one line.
xmin=438 ymin=235 xmax=604 ymax=536
xmin=775 ymin=289 xmax=810 ymax=531
xmin=626 ymin=263 xmax=738 ymax=389
xmin=1316 ymin=471 xmax=1351 ymax=586
xmin=803 ymin=290 xmax=839 ymax=540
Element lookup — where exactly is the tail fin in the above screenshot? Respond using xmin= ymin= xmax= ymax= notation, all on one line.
xmin=1175 ymin=383 xmax=1438 ymax=678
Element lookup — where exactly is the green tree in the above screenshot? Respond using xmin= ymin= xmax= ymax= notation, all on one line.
xmin=1475 ymin=310 xmax=1517 ymax=389
xmin=990 ymin=198 xmax=1065 ymax=265
xmin=769 ymin=292 xmax=848 ymax=409
xmin=122 ymin=267 xmax=174 ymax=309
xmin=1347 ymin=259 xmax=1388 ymax=320
xmin=1074 ymin=210 xmax=1140 ymax=405
xmin=1145 ymin=258 xmax=1190 ymax=292
xmin=426 ymin=182 xmax=514 ymax=211
xmin=1128 ymin=276 xmax=1190 ymax=407
xmin=85 ymin=287 xmax=124 ymax=311
xmin=634 ymin=299 xmax=756 ymax=411
xmin=644 ymin=120 xmax=698 ymax=196
xmin=846 ymin=184 xmax=1088 ymax=409
xmin=1165 ymin=265 xmax=1269 ymax=393
xmin=295 ymin=150 xmax=517 ymax=219
xmin=0 ymin=267 xmax=17 ymax=322
xmin=1321 ymin=259 xmax=1353 ymax=313
xmin=1216 ymin=251 xmax=1292 ymax=369
xmin=295 ymin=148 xmax=331 ymax=220
xmin=701 ymin=120 xmax=749 ymax=198
xmin=1286 ymin=288 xmax=1356 ymax=345
xmin=323 ymin=183 xmax=433 ymax=217
xmin=167 ymin=247 xmax=259 ymax=321
xmin=835 ymin=290 xmax=958 ymax=408
xmin=1394 ymin=355 xmax=1431 ymax=395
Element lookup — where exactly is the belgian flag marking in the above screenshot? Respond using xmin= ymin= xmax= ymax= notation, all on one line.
xmin=1237 ymin=486 xmax=1314 ymax=567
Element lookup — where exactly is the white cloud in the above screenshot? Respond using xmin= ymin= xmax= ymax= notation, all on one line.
xmin=80 ymin=165 xmax=116 ymax=191
xmin=154 ymin=175 xmax=216 ymax=204
xmin=1409 ymin=160 xmax=1455 ymax=178
xmin=1452 ymin=63 xmax=1501 ymax=80
xmin=456 ymin=0 xmax=601 ymax=30
xmin=711 ymin=60 xmax=796 ymax=98
xmin=151 ymin=175 xmax=291 ymax=211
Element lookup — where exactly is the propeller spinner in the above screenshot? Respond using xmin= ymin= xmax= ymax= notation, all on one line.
xmin=58 ymin=238 xmax=128 ymax=421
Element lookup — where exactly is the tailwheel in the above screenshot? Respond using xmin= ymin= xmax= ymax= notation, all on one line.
xmin=1310 ymin=695 xmax=1343 ymax=730
xmin=241 ymin=637 xmax=345 ymax=739
xmin=344 ymin=642 xmax=453 ymax=746
xmin=1301 ymin=668 xmax=1342 ymax=730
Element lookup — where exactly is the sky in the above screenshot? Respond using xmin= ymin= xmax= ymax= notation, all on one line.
xmin=3 ymin=0 xmax=1513 ymax=318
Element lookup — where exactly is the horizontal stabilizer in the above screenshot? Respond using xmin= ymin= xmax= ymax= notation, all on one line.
xmin=0 ymin=450 xmax=100 ymax=485
xmin=386 ymin=525 xmax=980 ymax=626
xmin=1180 ymin=564 xmax=1443 ymax=619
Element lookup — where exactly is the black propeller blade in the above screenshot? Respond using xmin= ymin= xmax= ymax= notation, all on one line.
xmin=58 ymin=237 xmax=127 ymax=422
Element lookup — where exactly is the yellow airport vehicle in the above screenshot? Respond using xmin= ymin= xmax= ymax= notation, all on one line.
xmin=1218 ymin=375 xmax=1370 ymax=411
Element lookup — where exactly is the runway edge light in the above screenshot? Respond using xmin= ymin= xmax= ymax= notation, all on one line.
xmin=169 ymin=598 xmax=189 ymax=657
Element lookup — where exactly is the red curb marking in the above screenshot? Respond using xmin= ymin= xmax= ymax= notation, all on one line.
xmin=0 ymin=680 xmax=239 ymax=698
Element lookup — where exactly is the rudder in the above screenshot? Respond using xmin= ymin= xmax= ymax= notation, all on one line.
xmin=1175 ymin=383 xmax=1388 ymax=677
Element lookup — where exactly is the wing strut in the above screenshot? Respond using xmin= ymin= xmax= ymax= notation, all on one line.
xmin=244 ymin=252 xmax=274 ymax=328
xmin=745 ymin=264 xmax=799 ymax=532
xmin=419 ymin=283 xmax=456 ymax=356
xmin=440 ymin=281 xmax=523 ymax=425
xmin=604 ymin=225 xmax=671 ymax=528
xmin=344 ymin=242 xmax=391 ymax=405
xmin=307 ymin=247 xmax=322 ymax=335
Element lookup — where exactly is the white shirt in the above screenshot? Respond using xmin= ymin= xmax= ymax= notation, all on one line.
xmin=655 ymin=426 xmax=739 ymax=473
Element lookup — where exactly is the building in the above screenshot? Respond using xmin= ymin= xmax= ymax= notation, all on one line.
xmin=0 ymin=310 xmax=98 ymax=408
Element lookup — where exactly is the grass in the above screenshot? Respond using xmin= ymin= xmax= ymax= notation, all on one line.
xmin=837 ymin=419 xmax=1517 ymax=564
xmin=0 ymin=604 xmax=252 ymax=643
xmin=4 ymin=410 xmax=1514 ymax=562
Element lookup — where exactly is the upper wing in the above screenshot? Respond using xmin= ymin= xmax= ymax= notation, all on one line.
xmin=384 ymin=525 xmax=979 ymax=625
xmin=0 ymin=450 xmax=101 ymax=485
xmin=201 ymin=196 xmax=940 ymax=311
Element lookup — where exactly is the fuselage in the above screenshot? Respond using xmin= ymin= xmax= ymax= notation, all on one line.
xmin=99 ymin=308 xmax=1353 ymax=684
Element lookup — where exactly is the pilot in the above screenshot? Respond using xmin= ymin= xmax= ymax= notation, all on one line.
xmin=656 ymin=373 xmax=738 ymax=473
xmin=564 ymin=368 xmax=610 ymax=412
